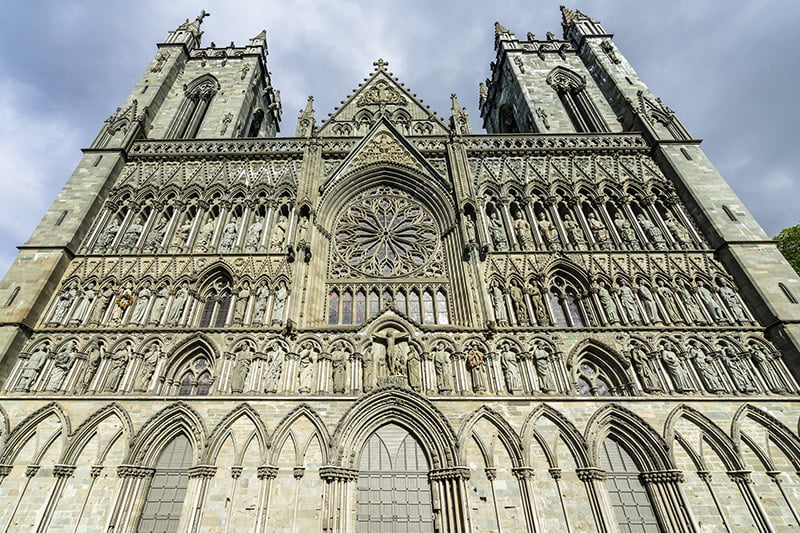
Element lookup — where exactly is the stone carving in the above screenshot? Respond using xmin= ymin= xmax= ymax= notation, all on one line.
xmin=195 ymin=216 xmax=216 ymax=251
xmin=130 ymin=281 xmax=152 ymax=325
xmin=499 ymin=343 xmax=521 ymax=393
xmin=512 ymin=211 xmax=534 ymax=250
xmin=664 ymin=213 xmax=692 ymax=248
xmin=362 ymin=347 xmax=374 ymax=392
xmin=104 ymin=345 xmax=130 ymax=392
xmin=537 ymin=211 xmax=560 ymax=250
xmin=628 ymin=345 xmax=658 ymax=392
xmin=245 ymin=216 xmax=263 ymax=252
xmin=272 ymin=282 xmax=288 ymax=324
xmin=655 ymin=280 xmax=681 ymax=323
xmin=675 ymin=279 xmax=703 ymax=324
xmin=233 ymin=282 xmax=250 ymax=325
xmin=613 ymin=212 xmax=639 ymax=249
xmin=297 ymin=345 xmax=318 ymax=393
xmin=718 ymin=280 xmax=747 ymax=323
xmin=219 ymin=217 xmax=239 ymax=253
xmin=148 ymin=285 xmax=169 ymax=326
xmin=71 ymin=282 xmax=96 ymax=325
xmin=330 ymin=343 xmax=348 ymax=394
xmin=16 ymin=342 xmax=50 ymax=391
xmin=617 ymin=282 xmax=641 ymax=324
xmin=46 ymin=340 xmax=75 ymax=391
xmin=562 ymin=213 xmax=585 ymax=249
xmin=596 ymin=282 xmax=619 ymax=324
xmin=263 ymin=343 xmax=285 ymax=393
xmin=637 ymin=214 xmax=667 ymax=250
xmin=80 ymin=343 xmax=102 ymax=393
xmin=508 ymin=280 xmax=529 ymax=325
xmin=488 ymin=211 xmax=508 ymax=251
xmin=144 ymin=213 xmax=169 ymax=252
xmin=171 ymin=216 xmax=193 ymax=251
xmin=89 ymin=283 xmax=115 ymax=326
xmin=230 ymin=343 xmax=253 ymax=393
xmin=407 ymin=348 xmax=422 ymax=392
xmin=750 ymin=344 xmax=785 ymax=392
xmin=528 ymin=281 xmax=552 ymax=326
xmin=587 ymin=211 xmax=610 ymax=249
xmin=489 ymin=280 xmax=509 ymax=326
xmin=464 ymin=214 xmax=477 ymax=244
xmin=374 ymin=329 xmax=410 ymax=376
xmin=270 ymin=215 xmax=288 ymax=253
xmin=135 ymin=345 xmax=161 ymax=392
xmin=94 ymin=219 xmax=121 ymax=253
xmin=697 ymin=281 xmax=724 ymax=322
xmin=722 ymin=345 xmax=755 ymax=393
xmin=119 ymin=216 xmax=144 ymax=253
xmin=661 ymin=342 xmax=691 ymax=392
xmin=51 ymin=282 xmax=78 ymax=325
xmin=357 ymin=80 xmax=407 ymax=106
xmin=466 ymin=345 xmax=488 ymax=393
xmin=532 ymin=341 xmax=554 ymax=392
xmin=432 ymin=342 xmax=454 ymax=393
xmin=637 ymin=283 xmax=660 ymax=323
xmin=688 ymin=341 xmax=723 ymax=392
xmin=166 ymin=283 xmax=189 ymax=326
xmin=253 ymin=283 xmax=269 ymax=325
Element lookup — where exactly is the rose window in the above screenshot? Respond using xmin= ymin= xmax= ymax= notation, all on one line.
xmin=334 ymin=188 xmax=439 ymax=277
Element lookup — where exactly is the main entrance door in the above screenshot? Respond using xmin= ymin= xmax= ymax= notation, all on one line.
xmin=356 ymin=423 xmax=434 ymax=532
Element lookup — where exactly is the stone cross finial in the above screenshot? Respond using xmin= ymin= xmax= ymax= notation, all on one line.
xmin=196 ymin=10 xmax=211 ymax=24
xmin=373 ymin=58 xmax=388 ymax=71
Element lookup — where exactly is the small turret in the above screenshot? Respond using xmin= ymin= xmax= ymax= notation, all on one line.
xmin=163 ymin=10 xmax=210 ymax=50
xmin=296 ymin=96 xmax=316 ymax=137
xmin=449 ymin=93 xmax=471 ymax=135
xmin=560 ymin=5 xmax=607 ymax=43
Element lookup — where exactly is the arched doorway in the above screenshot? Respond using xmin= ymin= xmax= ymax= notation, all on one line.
xmin=356 ymin=423 xmax=434 ymax=532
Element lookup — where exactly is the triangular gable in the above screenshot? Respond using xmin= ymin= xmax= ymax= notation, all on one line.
xmin=317 ymin=60 xmax=449 ymax=137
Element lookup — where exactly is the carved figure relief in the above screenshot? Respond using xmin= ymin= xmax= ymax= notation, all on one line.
xmin=499 ymin=342 xmax=521 ymax=393
xmin=70 ymin=282 xmax=96 ymax=325
xmin=119 ymin=217 xmax=144 ymax=253
xmin=245 ymin=216 xmax=263 ymax=252
xmin=46 ymin=340 xmax=75 ymax=391
xmin=613 ymin=212 xmax=638 ymax=249
xmin=661 ymin=342 xmax=691 ymax=392
xmin=219 ymin=216 xmax=239 ymax=253
xmin=263 ymin=343 xmax=285 ymax=393
xmin=532 ymin=341 xmax=554 ymax=392
xmin=562 ymin=213 xmax=585 ymax=249
xmin=488 ymin=211 xmax=509 ymax=252
xmin=432 ymin=342 xmax=454 ymax=393
xmin=537 ymin=211 xmax=560 ymax=250
xmin=15 ymin=342 xmax=50 ymax=391
xmin=512 ymin=211 xmax=534 ymax=250
xmin=230 ymin=343 xmax=253 ymax=393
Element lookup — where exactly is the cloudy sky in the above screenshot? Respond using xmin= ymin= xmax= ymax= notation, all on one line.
xmin=0 ymin=0 xmax=798 ymax=276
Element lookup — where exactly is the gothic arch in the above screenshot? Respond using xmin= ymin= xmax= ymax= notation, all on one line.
xmin=732 ymin=404 xmax=800 ymax=471
xmin=546 ymin=66 xmax=586 ymax=91
xmin=269 ymin=404 xmax=331 ymax=466
xmin=127 ymin=401 xmax=207 ymax=466
xmin=0 ymin=403 xmax=9 ymax=455
xmin=204 ymin=403 xmax=270 ymax=465
xmin=663 ymin=404 xmax=743 ymax=471
xmin=329 ymin=388 xmax=458 ymax=470
xmin=585 ymin=403 xmax=673 ymax=472
xmin=521 ymin=404 xmax=590 ymax=468
xmin=457 ymin=406 xmax=524 ymax=467
xmin=567 ymin=339 xmax=633 ymax=395
xmin=61 ymin=402 xmax=133 ymax=464
xmin=1 ymin=401 xmax=70 ymax=464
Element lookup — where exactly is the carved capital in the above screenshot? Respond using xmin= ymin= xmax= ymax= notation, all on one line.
xmin=231 ymin=466 xmax=243 ymax=479
xmin=727 ymin=470 xmax=753 ymax=484
xmin=117 ymin=464 xmax=156 ymax=478
xmin=549 ymin=468 xmax=562 ymax=480
xmin=639 ymin=469 xmax=684 ymax=484
xmin=91 ymin=465 xmax=104 ymax=478
xmin=512 ymin=467 xmax=535 ymax=481
xmin=576 ymin=467 xmax=606 ymax=482
xmin=188 ymin=465 xmax=217 ymax=479
xmin=53 ymin=464 xmax=77 ymax=478
xmin=319 ymin=466 xmax=359 ymax=482
xmin=293 ymin=466 xmax=306 ymax=479
xmin=25 ymin=465 xmax=40 ymax=478
xmin=257 ymin=465 xmax=279 ymax=480
xmin=0 ymin=464 xmax=12 ymax=477
xmin=429 ymin=467 xmax=470 ymax=481
xmin=484 ymin=467 xmax=497 ymax=481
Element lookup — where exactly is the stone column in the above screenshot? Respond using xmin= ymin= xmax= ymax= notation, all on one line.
xmin=512 ymin=467 xmax=541 ymax=533
xmin=696 ymin=471 xmax=733 ymax=533
xmin=108 ymin=465 xmax=156 ymax=532
xmin=766 ymin=471 xmax=800 ymax=527
xmin=186 ymin=465 xmax=217 ymax=532
xmin=639 ymin=470 xmax=698 ymax=532
xmin=319 ymin=466 xmax=359 ymax=533
xmin=36 ymin=463 xmax=77 ymax=531
xmin=256 ymin=465 xmax=278 ymax=532
xmin=727 ymin=470 xmax=776 ymax=532
xmin=428 ymin=467 xmax=470 ymax=533
xmin=576 ymin=467 xmax=616 ymax=533
xmin=549 ymin=468 xmax=573 ymax=532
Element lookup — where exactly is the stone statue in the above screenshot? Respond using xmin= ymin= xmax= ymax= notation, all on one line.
xmin=119 ymin=216 xmax=144 ymax=253
xmin=587 ymin=211 xmax=610 ymax=248
xmin=45 ymin=340 xmax=75 ymax=391
xmin=655 ymin=280 xmax=682 ymax=323
xmin=688 ymin=341 xmax=723 ymax=392
xmin=661 ymin=343 xmax=691 ymax=392
xmin=490 ymin=280 xmax=508 ymax=326
xmin=697 ymin=281 xmax=724 ymax=321
xmin=253 ymin=283 xmax=269 ymax=325
xmin=664 ymin=213 xmax=692 ymax=248
xmin=613 ymin=212 xmax=639 ymax=249
xmin=135 ymin=345 xmax=161 ymax=392
xmin=407 ymin=348 xmax=422 ymax=391
xmin=105 ymin=346 xmax=130 ymax=392
xmin=272 ymin=282 xmax=288 ymax=324
xmin=722 ymin=345 xmax=755 ymax=393
xmin=512 ymin=211 xmax=534 ymax=250
xmin=195 ymin=216 xmax=215 ymax=251
xmin=362 ymin=348 xmax=375 ymax=392
xmin=144 ymin=213 xmax=169 ymax=252
xmin=596 ymin=282 xmax=619 ymax=324
xmin=464 ymin=215 xmax=477 ymax=243
xmin=562 ymin=213 xmax=585 ymax=249
xmin=51 ymin=282 xmax=78 ymax=325
xmin=171 ymin=216 xmax=193 ymax=251
xmin=637 ymin=213 xmax=667 ymax=250
xmin=675 ymin=279 xmax=703 ymax=324
xmin=508 ymin=281 xmax=529 ymax=325
xmin=70 ymin=282 xmax=96 ymax=325
xmin=488 ymin=211 xmax=509 ymax=251
xmin=617 ymin=282 xmax=641 ymax=324
xmin=432 ymin=343 xmax=454 ymax=393
xmin=527 ymin=282 xmax=551 ymax=326
xmin=94 ymin=219 xmax=121 ymax=253
xmin=637 ymin=284 xmax=660 ymax=323
xmin=297 ymin=346 xmax=317 ymax=393
xmin=750 ymin=344 xmax=785 ymax=392
xmin=374 ymin=329 xmax=410 ymax=375
xmin=130 ymin=281 xmax=152 ymax=325
xmin=263 ymin=343 xmax=285 ymax=393
xmin=219 ymin=216 xmax=239 ymax=253
xmin=15 ymin=342 xmax=50 ymax=391
xmin=270 ymin=215 xmax=288 ymax=252
xmin=536 ymin=211 xmax=560 ymax=250
xmin=718 ymin=280 xmax=747 ymax=323
xmin=532 ymin=341 xmax=554 ymax=392
xmin=296 ymin=215 xmax=310 ymax=243
xmin=89 ymin=284 xmax=115 ymax=326
xmin=166 ymin=283 xmax=189 ymax=326
xmin=148 ymin=285 xmax=169 ymax=326
xmin=80 ymin=343 xmax=102 ymax=393
xmin=467 ymin=346 xmax=488 ymax=393
xmin=244 ymin=216 xmax=263 ymax=252
xmin=230 ymin=343 xmax=253 ymax=393
xmin=629 ymin=346 xmax=658 ymax=392
xmin=109 ymin=283 xmax=133 ymax=327
xmin=331 ymin=344 xmax=348 ymax=393
xmin=233 ymin=282 xmax=251 ymax=325
xmin=499 ymin=343 xmax=521 ymax=393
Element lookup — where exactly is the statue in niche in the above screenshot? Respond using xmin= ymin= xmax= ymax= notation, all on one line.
xmin=45 ymin=340 xmax=75 ymax=391
xmin=144 ymin=213 xmax=169 ymax=252
xmin=508 ymin=280 xmax=530 ymax=325
xmin=587 ymin=211 xmax=610 ymax=249
xmin=407 ymin=348 xmax=422 ymax=391
xmin=532 ymin=341 xmax=555 ymax=392
xmin=297 ymin=345 xmax=318 ymax=393
xmin=94 ymin=219 xmax=121 ymax=253
xmin=675 ymin=279 xmax=704 ymax=324
xmin=104 ymin=345 xmax=130 ymax=392
xmin=718 ymin=280 xmax=748 ymax=323
xmin=432 ymin=342 xmax=454 ymax=393
xmin=272 ymin=282 xmax=288 ymax=324
xmin=195 ymin=216 xmax=215 ymax=251
xmin=697 ymin=280 xmax=725 ymax=321
xmin=527 ymin=281 xmax=552 ymax=326
xmin=489 ymin=280 xmax=508 ymax=326
xmin=148 ymin=285 xmax=169 ymax=326
xmin=362 ymin=347 xmax=375 ymax=392
xmin=637 ymin=283 xmax=660 ymax=323
xmin=373 ymin=328 xmax=410 ymax=376
xmin=252 ymin=283 xmax=269 ymax=325
xmin=89 ymin=283 xmax=115 ymax=326
xmin=135 ymin=344 xmax=161 ymax=392
xmin=466 ymin=345 xmax=488 ymax=393
xmin=464 ymin=214 xmax=477 ymax=243
xmin=15 ymin=342 xmax=50 ymax=391
xmin=119 ymin=216 xmax=144 ymax=253
xmin=263 ymin=343 xmax=285 ymax=393
xmin=722 ymin=345 xmax=755 ymax=393
xmin=562 ymin=213 xmax=586 ymax=249
xmin=499 ymin=342 xmax=521 ymax=393
xmin=108 ymin=282 xmax=133 ymax=327
xmin=596 ymin=281 xmax=619 ymax=324
xmin=687 ymin=341 xmax=723 ymax=392
xmin=297 ymin=214 xmax=310 ymax=244
xmin=230 ymin=343 xmax=253 ymax=393
xmin=244 ymin=216 xmax=263 ymax=252
xmin=628 ymin=345 xmax=659 ymax=392
xmin=488 ymin=211 xmax=509 ymax=251
xmin=270 ymin=215 xmax=288 ymax=253
xmin=637 ymin=214 xmax=667 ymax=250
xmin=233 ymin=282 xmax=251 ymax=325
xmin=51 ymin=282 xmax=78 ymax=325
xmin=661 ymin=342 xmax=691 ymax=392
xmin=330 ymin=343 xmax=349 ymax=393
xmin=664 ymin=213 xmax=692 ymax=248
xmin=171 ymin=216 xmax=193 ymax=252
xmin=166 ymin=282 xmax=189 ymax=326
xmin=80 ymin=343 xmax=102 ymax=393
xmin=750 ymin=344 xmax=785 ymax=392
xmin=617 ymin=282 xmax=641 ymax=324
xmin=655 ymin=280 xmax=682 ymax=323
xmin=613 ymin=212 xmax=639 ymax=249
xmin=219 ymin=216 xmax=239 ymax=253
xmin=129 ymin=281 xmax=152 ymax=326
xmin=536 ymin=211 xmax=560 ymax=250
xmin=512 ymin=211 xmax=534 ymax=250
xmin=70 ymin=282 xmax=96 ymax=325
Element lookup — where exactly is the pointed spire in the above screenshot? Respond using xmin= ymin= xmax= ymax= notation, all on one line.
xmin=494 ymin=22 xmax=510 ymax=36
xmin=296 ymin=96 xmax=315 ymax=137
xmin=450 ymin=93 xmax=471 ymax=135
xmin=560 ymin=5 xmax=606 ymax=42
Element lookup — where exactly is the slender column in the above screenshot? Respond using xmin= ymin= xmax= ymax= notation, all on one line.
xmin=595 ymin=197 xmax=621 ymax=248
xmin=727 ymin=470 xmax=776 ymax=533
xmin=186 ymin=465 xmax=217 ymax=532
xmin=0 ymin=464 xmax=12 ymax=488
xmin=256 ymin=465 xmax=278 ymax=532
xmin=498 ymin=199 xmax=518 ymax=250
xmin=622 ymin=199 xmax=650 ymax=249
xmin=36 ymin=464 xmax=77 ymax=532
xmin=429 ymin=467 xmax=470 ymax=533
xmin=766 ymin=471 xmax=800 ymax=527
xmin=512 ymin=467 xmax=541 ymax=533
xmin=523 ymin=201 xmax=546 ymax=249
xmin=697 ymin=471 xmax=733 ymax=533
xmin=639 ymin=470 xmax=697 ymax=532
xmin=223 ymin=467 xmax=243 ymax=533
xmin=73 ymin=466 xmax=103 ymax=533
xmin=108 ymin=465 xmax=155 ymax=532
xmin=319 ymin=467 xmax=359 ymax=533
xmin=4 ymin=466 xmax=40 ymax=531
xmin=576 ymin=467 xmax=615 ymax=533
xmin=549 ymin=468 xmax=573 ymax=532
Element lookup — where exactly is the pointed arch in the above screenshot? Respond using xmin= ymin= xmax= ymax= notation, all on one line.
xmin=732 ymin=404 xmax=800 ymax=471
xmin=270 ymin=404 xmax=331 ymax=466
xmin=521 ymin=403 xmax=590 ymax=468
xmin=62 ymin=402 xmax=133 ymax=465
xmin=2 ymin=402 xmax=70 ymax=463
xmin=457 ymin=406 xmax=523 ymax=467
xmin=568 ymin=339 xmax=633 ymax=396
xmin=664 ymin=404 xmax=743 ymax=471
xmin=127 ymin=401 xmax=207 ymax=466
xmin=167 ymin=73 xmax=220 ymax=139
xmin=204 ymin=403 xmax=270 ymax=465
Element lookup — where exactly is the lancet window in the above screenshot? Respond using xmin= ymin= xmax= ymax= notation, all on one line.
xmin=327 ymin=285 xmax=449 ymax=325
xmin=166 ymin=75 xmax=220 ymax=139
xmin=547 ymin=67 xmax=609 ymax=133
xmin=138 ymin=435 xmax=192 ymax=532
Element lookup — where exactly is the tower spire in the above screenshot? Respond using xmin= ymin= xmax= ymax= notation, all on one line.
xmin=560 ymin=5 xmax=606 ymax=42
xmin=450 ymin=93 xmax=471 ymax=135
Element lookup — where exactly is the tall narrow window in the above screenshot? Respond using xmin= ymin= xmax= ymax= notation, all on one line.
xmin=342 ymin=291 xmax=353 ymax=325
xmin=550 ymin=291 xmax=569 ymax=327
xmin=199 ymin=300 xmax=215 ymax=328
xmin=547 ymin=67 xmax=609 ymax=133
xmin=396 ymin=291 xmax=407 ymax=315
xmin=138 ymin=435 xmax=193 ymax=533
xmin=779 ymin=283 xmax=798 ymax=304
xmin=214 ymin=293 xmax=231 ymax=327
xmin=600 ymin=438 xmax=660 ymax=532
xmin=369 ymin=290 xmax=380 ymax=319
xmin=355 ymin=290 xmax=367 ymax=324
xmin=328 ymin=290 xmax=340 ymax=324
xmin=408 ymin=291 xmax=421 ymax=323
xmin=5 ymin=287 xmax=19 ymax=307
xmin=166 ymin=75 xmax=219 ymax=139
xmin=422 ymin=291 xmax=435 ymax=324
xmin=436 ymin=290 xmax=449 ymax=324
xmin=722 ymin=205 xmax=737 ymax=222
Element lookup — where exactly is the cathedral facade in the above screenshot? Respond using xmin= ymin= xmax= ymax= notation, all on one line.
xmin=0 ymin=7 xmax=799 ymax=532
